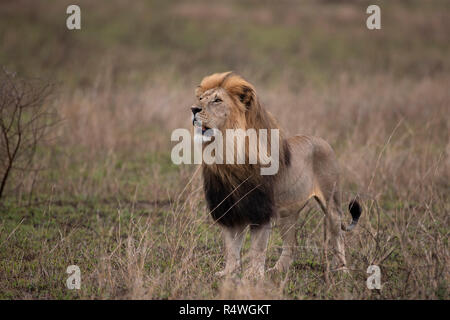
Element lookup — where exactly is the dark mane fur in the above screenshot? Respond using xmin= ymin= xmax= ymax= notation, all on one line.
xmin=203 ymin=166 xmax=275 ymax=228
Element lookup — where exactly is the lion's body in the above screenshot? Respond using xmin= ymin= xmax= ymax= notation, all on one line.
xmin=275 ymin=135 xmax=339 ymax=209
xmin=192 ymin=72 xmax=361 ymax=278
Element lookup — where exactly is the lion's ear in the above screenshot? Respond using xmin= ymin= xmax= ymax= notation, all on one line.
xmin=238 ymin=85 xmax=256 ymax=109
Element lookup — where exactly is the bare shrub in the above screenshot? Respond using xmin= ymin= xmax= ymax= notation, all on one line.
xmin=0 ymin=68 xmax=57 ymax=200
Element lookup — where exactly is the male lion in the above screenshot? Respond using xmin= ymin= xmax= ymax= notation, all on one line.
xmin=191 ymin=72 xmax=361 ymax=278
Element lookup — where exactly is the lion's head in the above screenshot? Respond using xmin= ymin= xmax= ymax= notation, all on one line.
xmin=191 ymin=71 xmax=290 ymax=169
xmin=192 ymin=72 xmax=279 ymax=137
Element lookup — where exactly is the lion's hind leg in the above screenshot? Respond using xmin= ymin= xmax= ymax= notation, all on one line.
xmin=314 ymin=192 xmax=347 ymax=271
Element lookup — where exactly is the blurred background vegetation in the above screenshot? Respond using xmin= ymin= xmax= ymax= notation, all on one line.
xmin=1 ymin=0 xmax=449 ymax=88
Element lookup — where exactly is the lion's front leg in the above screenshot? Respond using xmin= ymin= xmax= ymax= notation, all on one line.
xmin=216 ymin=224 xmax=247 ymax=277
xmin=245 ymin=222 xmax=271 ymax=279
xmin=270 ymin=212 xmax=299 ymax=273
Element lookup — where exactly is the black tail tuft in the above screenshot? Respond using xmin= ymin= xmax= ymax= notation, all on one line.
xmin=348 ymin=200 xmax=362 ymax=222
xmin=341 ymin=199 xmax=362 ymax=232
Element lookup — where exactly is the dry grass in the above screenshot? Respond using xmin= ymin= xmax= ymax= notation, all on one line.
xmin=1 ymin=72 xmax=447 ymax=299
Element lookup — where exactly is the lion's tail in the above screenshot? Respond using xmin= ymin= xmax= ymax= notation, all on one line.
xmin=341 ymin=199 xmax=362 ymax=232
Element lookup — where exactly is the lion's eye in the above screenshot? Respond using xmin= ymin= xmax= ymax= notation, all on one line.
xmin=213 ymin=97 xmax=222 ymax=103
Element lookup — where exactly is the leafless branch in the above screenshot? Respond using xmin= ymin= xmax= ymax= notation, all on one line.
xmin=0 ymin=67 xmax=58 ymax=199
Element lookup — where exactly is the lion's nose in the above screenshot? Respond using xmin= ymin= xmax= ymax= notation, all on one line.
xmin=191 ymin=106 xmax=202 ymax=116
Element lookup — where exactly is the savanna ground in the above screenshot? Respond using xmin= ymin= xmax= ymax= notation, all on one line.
xmin=0 ymin=0 xmax=448 ymax=299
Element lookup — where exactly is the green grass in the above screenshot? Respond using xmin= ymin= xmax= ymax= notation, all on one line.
xmin=1 ymin=189 xmax=447 ymax=299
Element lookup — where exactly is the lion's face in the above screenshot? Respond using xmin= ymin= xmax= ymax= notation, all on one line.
xmin=192 ymin=87 xmax=243 ymax=137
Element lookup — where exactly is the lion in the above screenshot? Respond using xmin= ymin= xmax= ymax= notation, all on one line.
xmin=191 ymin=72 xmax=362 ymax=278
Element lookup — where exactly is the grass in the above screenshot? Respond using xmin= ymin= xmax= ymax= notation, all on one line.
xmin=0 ymin=0 xmax=449 ymax=299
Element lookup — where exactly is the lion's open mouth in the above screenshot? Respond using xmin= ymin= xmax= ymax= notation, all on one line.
xmin=193 ymin=119 xmax=211 ymax=135
xmin=201 ymin=125 xmax=211 ymax=135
